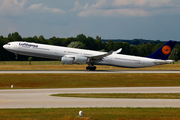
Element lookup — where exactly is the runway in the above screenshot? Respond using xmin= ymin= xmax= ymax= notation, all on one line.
xmin=0 ymin=70 xmax=180 ymax=74
xmin=1 ymin=70 xmax=180 ymax=108
xmin=0 ymin=87 xmax=180 ymax=108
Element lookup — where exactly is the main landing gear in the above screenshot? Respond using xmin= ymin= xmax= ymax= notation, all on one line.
xmin=86 ymin=65 xmax=96 ymax=71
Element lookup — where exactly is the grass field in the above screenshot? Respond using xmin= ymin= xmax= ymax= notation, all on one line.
xmin=52 ymin=93 xmax=180 ymax=99
xmin=0 ymin=61 xmax=180 ymax=70
xmin=0 ymin=108 xmax=180 ymax=120
xmin=0 ymin=73 xmax=180 ymax=89
xmin=0 ymin=61 xmax=180 ymax=120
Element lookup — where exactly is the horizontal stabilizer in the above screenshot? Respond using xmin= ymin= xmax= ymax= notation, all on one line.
xmin=154 ymin=60 xmax=174 ymax=65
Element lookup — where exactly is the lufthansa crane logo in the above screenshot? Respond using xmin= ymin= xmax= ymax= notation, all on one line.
xmin=162 ymin=45 xmax=171 ymax=55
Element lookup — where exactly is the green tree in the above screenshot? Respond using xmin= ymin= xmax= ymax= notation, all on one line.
xmin=28 ymin=57 xmax=33 ymax=65
xmin=77 ymin=34 xmax=86 ymax=43
xmin=169 ymin=48 xmax=179 ymax=63
xmin=113 ymin=42 xmax=123 ymax=51
xmin=33 ymin=36 xmax=38 ymax=40
xmin=23 ymin=37 xmax=34 ymax=42
xmin=0 ymin=37 xmax=10 ymax=61
xmin=122 ymin=42 xmax=130 ymax=55
xmin=87 ymin=37 xmax=97 ymax=50
xmin=95 ymin=36 xmax=104 ymax=50
xmin=106 ymin=40 xmax=114 ymax=51
xmin=8 ymin=32 xmax=22 ymax=41
xmin=39 ymin=35 xmax=45 ymax=41
xmin=38 ymin=35 xmax=47 ymax=44
xmin=96 ymin=36 xmax=101 ymax=41
xmin=49 ymin=36 xmax=63 ymax=46
xmin=130 ymin=45 xmax=138 ymax=56
xmin=137 ymin=43 xmax=154 ymax=57
xmin=68 ymin=41 xmax=86 ymax=49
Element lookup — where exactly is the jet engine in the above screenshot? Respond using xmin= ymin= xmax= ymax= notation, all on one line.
xmin=74 ymin=56 xmax=88 ymax=64
xmin=61 ymin=56 xmax=89 ymax=65
xmin=61 ymin=57 xmax=74 ymax=65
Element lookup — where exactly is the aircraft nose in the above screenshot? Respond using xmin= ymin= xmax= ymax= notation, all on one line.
xmin=3 ymin=44 xmax=8 ymax=49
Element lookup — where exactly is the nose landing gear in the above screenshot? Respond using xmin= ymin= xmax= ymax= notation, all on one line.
xmin=15 ymin=53 xmax=18 ymax=59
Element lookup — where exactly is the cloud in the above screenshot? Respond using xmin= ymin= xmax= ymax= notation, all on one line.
xmin=70 ymin=1 xmax=89 ymax=11
xmin=27 ymin=3 xmax=66 ymax=14
xmin=74 ymin=0 xmax=180 ymax=17
xmin=27 ymin=3 xmax=42 ymax=11
xmin=111 ymin=0 xmax=175 ymax=7
xmin=78 ymin=8 xmax=149 ymax=17
xmin=92 ymin=0 xmax=174 ymax=8
xmin=0 ymin=0 xmax=65 ymax=17
xmin=0 ymin=0 xmax=27 ymax=16
xmin=91 ymin=0 xmax=112 ymax=8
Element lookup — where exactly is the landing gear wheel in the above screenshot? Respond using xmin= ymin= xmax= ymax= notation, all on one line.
xmin=91 ymin=66 xmax=96 ymax=71
xmin=86 ymin=66 xmax=96 ymax=71
xmin=86 ymin=66 xmax=90 ymax=70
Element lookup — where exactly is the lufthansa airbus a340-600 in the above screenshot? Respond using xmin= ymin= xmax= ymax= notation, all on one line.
xmin=3 ymin=40 xmax=176 ymax=71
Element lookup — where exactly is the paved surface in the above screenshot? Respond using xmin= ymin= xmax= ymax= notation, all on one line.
xmin=0 ymin=70 xmax=180 ymax=74
xmin=0 ymin=87 xmax=180 ymax=108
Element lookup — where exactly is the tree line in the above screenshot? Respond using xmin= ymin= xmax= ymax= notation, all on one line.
xmin=0 ymin=32 xmax=179 ymax=61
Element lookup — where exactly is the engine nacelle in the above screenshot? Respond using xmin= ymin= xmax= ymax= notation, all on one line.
xmin=61 ymin=57 xmax=74 ymax=65
xmin=74 ymin=56 xmax=88 ymax=64
xmin=61 ymin=56 xmax=88 ymax=65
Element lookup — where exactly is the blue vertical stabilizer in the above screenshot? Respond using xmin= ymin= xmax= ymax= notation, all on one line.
xmin=147 ymin=40 xmax=176 ymax=60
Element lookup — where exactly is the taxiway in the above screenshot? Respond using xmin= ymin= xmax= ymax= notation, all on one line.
xmin=0 ymin=87 xmax=180 ymax=108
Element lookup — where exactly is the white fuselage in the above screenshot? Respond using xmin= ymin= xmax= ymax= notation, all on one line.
xmin=3 ymin=41 xmax=171 ymax=68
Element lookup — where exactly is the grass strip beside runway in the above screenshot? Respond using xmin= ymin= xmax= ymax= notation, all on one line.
xmin=0 ymin=108 xmax=180 ymax=120
xmin=52 ymin=93 xmax=180 ymax=99
xmin=0 ymin=73 xmax=180 ymax=89
xmin=0 ymin=61 xmax=180 ymax=70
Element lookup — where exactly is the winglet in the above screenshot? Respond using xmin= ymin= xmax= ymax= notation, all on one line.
xmin=147 ymin=40 xmax=176 ymax=60
xmin=113 ymin=48 xmax=122 ymax=54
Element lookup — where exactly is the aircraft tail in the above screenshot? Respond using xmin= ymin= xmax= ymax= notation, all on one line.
xmin=147 ymin=40 xmax=176 ymax=60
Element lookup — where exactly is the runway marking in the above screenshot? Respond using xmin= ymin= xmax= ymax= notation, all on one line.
xmin=46 ymin=95 xmax=50 ymax=96
xmin=0 ymin=100 xmax=12 ymax=104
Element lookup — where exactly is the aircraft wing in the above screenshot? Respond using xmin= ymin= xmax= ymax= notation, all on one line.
xmin=89 ymin=50 xmax=113 ymax=61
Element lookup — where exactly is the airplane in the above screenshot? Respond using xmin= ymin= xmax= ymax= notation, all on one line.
xmin=3 ymin=40 xmax=176 ymax=71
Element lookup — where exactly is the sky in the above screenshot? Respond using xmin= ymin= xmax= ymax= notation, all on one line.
xmin=0 ymin=0 xmax=180 ymax=41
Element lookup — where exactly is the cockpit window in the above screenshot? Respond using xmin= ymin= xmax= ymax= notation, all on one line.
xmin=8 ymin=44 xmax=10 ymax=45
